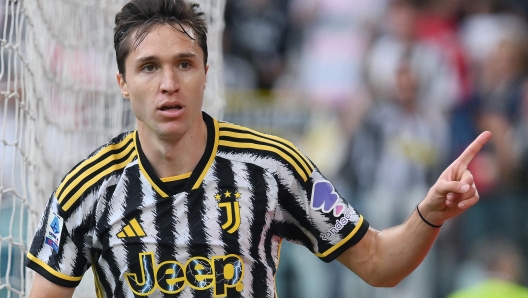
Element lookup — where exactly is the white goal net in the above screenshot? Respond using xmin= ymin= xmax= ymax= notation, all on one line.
xmin=0 ymin=0 xmax=225 ymax=296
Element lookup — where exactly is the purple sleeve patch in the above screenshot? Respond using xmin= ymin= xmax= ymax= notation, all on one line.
xmin=310 ymin=180 xmax=345 ymax=217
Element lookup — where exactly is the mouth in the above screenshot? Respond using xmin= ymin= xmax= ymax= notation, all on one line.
xmin=159 ymin=103 xmax=183 ymax=111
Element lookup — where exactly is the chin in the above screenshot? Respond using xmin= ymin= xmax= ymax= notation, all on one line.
xmin=157 ymin=124 xmax=190 ymax=138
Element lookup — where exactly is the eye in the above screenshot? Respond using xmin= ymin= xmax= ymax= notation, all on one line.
xmin=141 ymin=64 xmax=157 ymax=72
xmin=179 ymin=61 xmax=191 ymax=70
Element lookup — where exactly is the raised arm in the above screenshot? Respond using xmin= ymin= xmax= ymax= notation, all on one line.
xmin=29 ymin=273 xmax=75 ymax=298
xmin=337 ymin=131 xmax=492 ymax=287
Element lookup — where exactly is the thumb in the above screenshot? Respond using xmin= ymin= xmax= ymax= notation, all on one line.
xmin=433 ymin=180 xmax=471 ymax=198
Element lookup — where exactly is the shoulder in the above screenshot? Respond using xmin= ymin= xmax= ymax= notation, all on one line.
xmin=53 ymin=131 xmax=138 ymax=212
xmin=216 ymin=121 xmax=314 ymax=182
xmin=84 ymin=131 xmax=136 ymax=160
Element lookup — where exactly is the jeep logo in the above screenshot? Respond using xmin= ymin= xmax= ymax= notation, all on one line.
xmin=125 ymin=252 xmax=244 ymax=296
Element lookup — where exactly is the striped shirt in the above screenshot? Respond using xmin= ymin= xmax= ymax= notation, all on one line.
xmin=26 ymin=112 xmax=369 ymax=297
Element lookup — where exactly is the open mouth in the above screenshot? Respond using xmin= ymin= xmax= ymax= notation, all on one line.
xmin=160 ymin=104 xmax=183 ymax=111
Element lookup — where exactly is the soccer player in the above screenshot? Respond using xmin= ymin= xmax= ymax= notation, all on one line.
xmin=25 ymin=0 xmax=491 ymax=297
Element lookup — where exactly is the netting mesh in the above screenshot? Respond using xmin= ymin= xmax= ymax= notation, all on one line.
xmin=0 ymin=0 xmax=225 ymax=296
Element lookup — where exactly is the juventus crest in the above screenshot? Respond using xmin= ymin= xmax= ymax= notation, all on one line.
xmin=215 ymin=189 xmax=242 ymax=234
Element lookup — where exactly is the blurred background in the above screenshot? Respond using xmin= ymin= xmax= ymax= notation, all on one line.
xmin=221 ymin=0 xmax=528 ymax=297
xmin=1 ymin=0 xmax=528 ymax=297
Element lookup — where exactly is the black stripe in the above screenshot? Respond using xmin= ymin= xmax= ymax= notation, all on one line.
xmin=246 ymin=165 xmax=273 ymax=297
xmin=28 ymin=197 xmax=52 ymax=255
xmin=93 ymin=185 xmax=117 ymax=296
xmin=154 ymin=183 xmax=184 ymax=298
xmin=185 ymin=186 xmax=211 ymax=297
xmin=190 ymin=289 xmax=214 ymax=298
xmin=122 ymin=165 xmax=148 ymax=288
xmin=213 ymin=158 xmax=240 ymax=250
xmin=58 ymin=143 xmax=135 ymax=209
xmin=56 ymin=136 xmax=133 ymax=200
xmin=97 ymin=183 xmax=129 ymax=296
xmin=272 ymin=221 xmax=313 ymax=249
xmin=263 ymin=225 xmax=276 ymax=276
xmin=155 ymin=194 xmax=177 ymax=256
xmin=276 ymin=179 xmax=318 ymax=245
xmin=69 ymin=204 xmax=96 ymax=277
xmin=185 ymin=185 xmax=209 ymax=261
xmin=212 ymin=158 xmax=243 ymax=298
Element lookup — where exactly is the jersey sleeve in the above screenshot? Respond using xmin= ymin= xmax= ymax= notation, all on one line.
xmin=25 ymin=193 xmax=93 ymax=288
xmin=275 ymin=166 xmax=369 ymax=263
xmin=25 ymin=132 xmax=132 ymax=288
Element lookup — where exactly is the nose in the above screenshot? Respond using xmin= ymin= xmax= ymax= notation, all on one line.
xmin=160 ymin=68 xmax=179 ymax=95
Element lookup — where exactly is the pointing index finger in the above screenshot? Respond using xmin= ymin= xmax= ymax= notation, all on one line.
xmin=455 ymin=131 xmax=492 ymax=168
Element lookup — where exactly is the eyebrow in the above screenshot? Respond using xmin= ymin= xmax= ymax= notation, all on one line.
xmin=135 ymin=52 xmax=198 ymax=64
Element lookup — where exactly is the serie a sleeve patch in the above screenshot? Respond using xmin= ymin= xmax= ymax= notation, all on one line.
xmin=44 ymin=211 xmax=63 ymax=253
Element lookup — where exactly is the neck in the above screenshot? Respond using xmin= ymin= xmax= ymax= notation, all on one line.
xmin=137 ymin=117 xmax=207 ymax=179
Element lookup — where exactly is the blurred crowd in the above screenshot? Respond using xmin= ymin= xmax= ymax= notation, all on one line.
xmin=222 ymin=0 xmax=528 ymax=297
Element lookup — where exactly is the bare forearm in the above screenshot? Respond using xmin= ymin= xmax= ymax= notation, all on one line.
xmin=337 ymin=207 xmax=440 ymax=287
xmin=369 ymin=207 xmax=440 ymax=286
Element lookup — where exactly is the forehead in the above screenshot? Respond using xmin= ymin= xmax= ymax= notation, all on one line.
xmin=129 ymin=23 xmax=200 ymax=58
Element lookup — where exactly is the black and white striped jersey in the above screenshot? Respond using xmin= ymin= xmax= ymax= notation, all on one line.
xmin=26 ymin=112 xmax=369 ymax=297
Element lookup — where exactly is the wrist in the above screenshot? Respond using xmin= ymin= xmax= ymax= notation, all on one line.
xmin=416 ymin=203 xmax=443 ymax=228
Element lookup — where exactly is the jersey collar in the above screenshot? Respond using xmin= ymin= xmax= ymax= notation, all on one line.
xmin=134 ymin=112 xmax=219 ymax=197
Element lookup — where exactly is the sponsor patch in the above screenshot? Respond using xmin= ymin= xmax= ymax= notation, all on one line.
xmin=44 ymin=211 xmax=63 ymax=253
xmin=320 ymin=212 xmax=354 ymax=241
xmin=310 ymin=180 xmax=345 ymax=217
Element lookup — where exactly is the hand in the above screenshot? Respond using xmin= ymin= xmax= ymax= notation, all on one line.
xmin=419 ymin=131 xmax=492 ymax=226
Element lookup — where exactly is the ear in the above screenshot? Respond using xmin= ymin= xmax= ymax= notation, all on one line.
xmin=204 ymin=64 xmax=209 ymax=90
xmin=116 ymin=72 xmax=129 ymax=99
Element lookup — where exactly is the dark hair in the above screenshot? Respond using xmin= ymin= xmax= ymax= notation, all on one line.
xmin=114 ymin=0 xmax=208 ymax=77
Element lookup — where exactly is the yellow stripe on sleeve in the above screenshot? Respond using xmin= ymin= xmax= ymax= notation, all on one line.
xmin=26 ymin=253 xmax=83 ymax=282
xmin=58 ymin=140 xmax=135 ymax=204
xmin=220 ymin=130 xmax=313 ymax=177
xmin=315 ymin=216 xmax=364 ymax=258
xmin=219 ymin=140 xmax=309 ymax=181
xmin=61 ymin=151 xmax=137 ymax=211
xmin=55 ymin=133 xmax=134 ymax=199
xmin=220 ymin=123 xmax=314 ymax=172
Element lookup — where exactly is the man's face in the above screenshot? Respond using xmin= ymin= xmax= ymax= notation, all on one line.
xmin=117 ymin=24 xmax=208 ymax=141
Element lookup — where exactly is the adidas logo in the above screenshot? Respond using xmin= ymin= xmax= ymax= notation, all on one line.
xmin=117 ymin=218 xmax=146 ymax=238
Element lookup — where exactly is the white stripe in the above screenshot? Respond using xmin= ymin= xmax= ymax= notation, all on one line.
xmin=171 ymin=191 xmax=191 ymax=260
xmin=104 ymin=170 xmax=130 ymax=289
xmin=265 ymin=177 xmax=280 ymax=297
xmin=97 ymin=257 xmax=116 ymax=296
xmin=231 ymin=162 xmax=255 ymax=298
xmin=201 ymin=166 xmax=224 ymax=256
xmin=140 ymin=174 xmax=158 ymax=247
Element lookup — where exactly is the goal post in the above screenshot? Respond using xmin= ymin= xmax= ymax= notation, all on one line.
xmin=0 ymin=0 xmax=225 ymax=296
